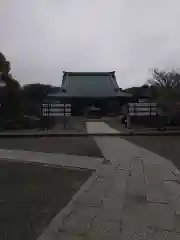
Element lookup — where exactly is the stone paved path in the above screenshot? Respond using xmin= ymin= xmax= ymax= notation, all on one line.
xmin=86 ymin=121 xmax=119 ymax=134
xmin=0 ymin=149 xmax=102 ymax=170
xmin=38 ymin=122 xmax=180 ymax=240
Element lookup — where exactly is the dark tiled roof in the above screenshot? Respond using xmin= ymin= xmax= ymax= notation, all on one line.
xmin=125 ymin=87 xmax=152 ymax=100
xmin=48 ymin=72 xmax=131 ymax=98
xmin=49 ymin=87 xmax=62 ymax=93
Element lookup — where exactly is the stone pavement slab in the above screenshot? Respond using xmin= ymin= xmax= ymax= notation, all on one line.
xmin=37 ymin=122 xmax=180 ymax=239
xmin=86 ymin=121 xmax=119 ymax=134
xmin=0 ymin=148 xmax=103 ymax=170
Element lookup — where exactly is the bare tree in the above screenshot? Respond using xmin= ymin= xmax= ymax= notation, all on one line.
xmin=148 ymin=69 xmax=180 ymax=88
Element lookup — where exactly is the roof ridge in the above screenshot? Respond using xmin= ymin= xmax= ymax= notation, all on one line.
xmin=63 ymin=71 xmax=115 ymax=76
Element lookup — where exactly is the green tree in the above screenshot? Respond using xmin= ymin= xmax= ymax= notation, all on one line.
xmin=22 ymin=83 xmax=53 ymax=117
xmin=0 ymin=52 xmax=10 ymax=74
xmin=0 ymin=52 xmax=22 ymax=120
xmin=125 ymin=85 xmax=153 ymax=100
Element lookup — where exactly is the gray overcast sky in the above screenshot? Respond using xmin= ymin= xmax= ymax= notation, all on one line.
xmin=1 ymin=0 xmax=180 ymax=88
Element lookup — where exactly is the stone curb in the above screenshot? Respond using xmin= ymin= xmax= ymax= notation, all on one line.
xmin=0 ymin=131 xmax=180 ymax=137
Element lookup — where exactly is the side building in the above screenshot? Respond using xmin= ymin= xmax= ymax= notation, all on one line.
xmin=46 ymin=71 xmax=132 ymax=117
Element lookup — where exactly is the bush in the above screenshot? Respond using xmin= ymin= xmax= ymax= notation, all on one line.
xmin=39 ymin=117 xmax=56 ymax=130
xmin=18 ymin=117 xmax=37 ymax=129
xmin=4 ymin=120 xmax=22 ymax=130
xmin=3 ymin=116 xmax=39 ymax=130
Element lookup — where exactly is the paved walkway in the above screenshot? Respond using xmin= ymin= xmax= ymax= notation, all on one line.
xmin=0 ymin=149 xmax=102 ymax=170
xmin=86 ymin=121 xmax=119 ymax=134
xmin=38 ymin=122 xmax=180 ymax=239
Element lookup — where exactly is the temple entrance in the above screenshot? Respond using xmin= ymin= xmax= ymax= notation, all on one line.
xmin=85 ymin=104 xmax=101 ymax=118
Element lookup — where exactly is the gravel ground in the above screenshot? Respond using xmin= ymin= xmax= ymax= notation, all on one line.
xmin=0 ymin=137 xmax=103 ymax=158
xmin=123 ymin=135 xmax=180 ymax=169
xmin=0 ymin=160 xmax=92 ymax=240
xmin=107 ymin=120 xmax=180 ymax=169
xmin=106 ymin=119 xmax=130 ymax=133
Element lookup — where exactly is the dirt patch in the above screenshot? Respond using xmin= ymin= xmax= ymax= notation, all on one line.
xmin=0 ymin=160 xmax=92 ymax=240
xmin=0 ymin=137 xmax=103 ymax=158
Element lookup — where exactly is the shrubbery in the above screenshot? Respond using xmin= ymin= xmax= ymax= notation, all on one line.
xmin=3 ymin=116 xmax=40 ymax=130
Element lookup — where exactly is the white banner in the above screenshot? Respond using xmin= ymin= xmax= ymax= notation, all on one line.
xmin=49 ymin=108 xmax=64 ymax=113
xmin=65 ymin=104 xmax=71 ymax=108
xmin=65 ymin=108 xmax=71 ymax=113
xmin=50 ymin=103 xmax=65 ymax=107
xmin=48 ymin=112 xmax=65 ymax=116
xmin=65 ymin=113 xmax=71 ymax=116
xmin=129 ymin=103 xmax=156 ymax=107
xmin=129 ymin=107 xmax=157 ymax=112
xmin=129 ymin=112 xmax=156 ymax=116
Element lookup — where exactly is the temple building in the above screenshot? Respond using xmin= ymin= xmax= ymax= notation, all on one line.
xmin=47 ymin=71 xmax=132 ymax=117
